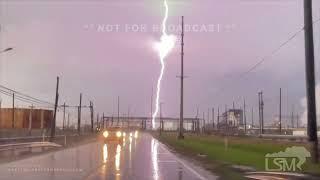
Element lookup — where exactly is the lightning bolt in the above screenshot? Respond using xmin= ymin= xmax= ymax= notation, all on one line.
xmin=152 ymin=0 xmax=176 ymax=129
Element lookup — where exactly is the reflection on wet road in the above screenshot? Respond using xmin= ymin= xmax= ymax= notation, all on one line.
xmin=0 ymin=133 xmax=217 ymax=180
xmin=152 ymin=138 xmax=159 ymax=180
xmin=103 ymin=144 xmax=108 ymax=163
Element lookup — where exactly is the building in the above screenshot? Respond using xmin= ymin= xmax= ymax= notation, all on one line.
xmin=0 ymin=108 xmax=53 ymax=129
xmin=220 ymin=109 xmax=243 ymax=127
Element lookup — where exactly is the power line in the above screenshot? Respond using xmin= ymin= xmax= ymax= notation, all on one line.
xmin=0 ymin=85 xmax=54 ymax=106
xmin=0 ymin=90 xmax=52 ymax=107
xmin=0 ymin=90 xmax=53 ymax=109
xmin=0 ymin=89 xmax=54 ymax=107
xmin=58 ymin=104 xmax=90 ymax=108
xmin=214 ymin=17 xmax=320 ymax=98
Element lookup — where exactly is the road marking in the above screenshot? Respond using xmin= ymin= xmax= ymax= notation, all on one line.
xmin=157 ymin=160 xmax=177 ymax=163
xmin=156 ymin=140 xmax=207 ymax=180
xmin=245 ymin=175 xmax=286 ymax=180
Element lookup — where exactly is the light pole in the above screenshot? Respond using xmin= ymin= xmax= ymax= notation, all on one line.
xmin=117 ymin=96 xmax=120 ymax=126
xmin=159 ymin=102 xmax=163 ymax=135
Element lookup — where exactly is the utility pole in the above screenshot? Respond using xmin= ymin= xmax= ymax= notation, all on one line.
xmin=12 ymin=93 xmax=15 ymax=128
xmin=212 ymin=108 xmax=215 ymax=129
xmin=225 ymin=105 xmax=228 ymax=127
xmin=150 ymin=87 xmax=153 ymax=130
xmin=251 ymin=107 xmax=254 ymax=127
xmin=127 ymin=106 xmax=130 ymax=127
xmin=111 ymin=115 xmax=113 ymax=127
xmin=178 ymin=16 xmax=185 ymax=139
xmin=258 ymin=92 xmax=262 ymax=135
xmin=217 ymin=107 xmax=220 ymax=130
xmin=159 ymin=102 xmax=163 ymax=135
xmin=117 ymin=96 xmax=120 ymax=126
xmin=102 ymin=113 xmax=105 ymax=129
xmin=28 ymin=104 xmax=34 ymax=135
xmin=77 ymin=93 xmax=82 ymax=135
xmin=96 ymin=113 xmax=99 ymax=131
xmin=67 ymin=113 xmax=70 ymax=130
xmin=261 ymin=92 xmax=264 ymax=134
xmin=231 ymin=101 xmax=236 ymax=127
xmin=90 ymin=101 xmax=94 ymax=133
xmin=304 ymin=0 xmax=319 ymax=163
xmin=196 ymin=107 xmax=199 ymax=133
xmin=106 ymin=116 xmax=108 ymax=128
xmin=258 ymin=92 xmax=264 ymax=134
xmin=202 ymin=111 xmax=205 ymax=133
xmin=62 ymin=102 xmax=66 ymax=131
xmin=279 ymin=88 xmax=282 ymax=134
xmin=244 ymin=99 xmax=246 ymax=134
xmin=291 ymin=105 xmax=295 ymax=128
xmin=50 ymin=77 xmax=59 ymax=142
xmin=207 ymin=108 xmax=210 ymax=129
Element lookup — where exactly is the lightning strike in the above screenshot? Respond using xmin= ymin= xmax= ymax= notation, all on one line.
xmin=152 ymin=0 xmax=176 ymax=129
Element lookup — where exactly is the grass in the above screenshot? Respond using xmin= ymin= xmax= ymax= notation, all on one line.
xmin=153 ymin=132 xmax=320 ymax=177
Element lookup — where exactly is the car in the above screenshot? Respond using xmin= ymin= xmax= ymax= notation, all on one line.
xmin=102 ymin=127 xmax=124 ymax=144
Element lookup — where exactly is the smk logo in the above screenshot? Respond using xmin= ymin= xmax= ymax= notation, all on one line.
xmin=265 ymin=146 xmax=311 ymax=171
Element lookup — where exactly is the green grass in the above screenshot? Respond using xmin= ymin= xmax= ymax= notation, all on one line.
xmin=154 ymin=133 xmax=320 ymax=176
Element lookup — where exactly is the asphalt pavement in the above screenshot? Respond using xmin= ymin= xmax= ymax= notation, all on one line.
xmin=0 ymin=132 xmax=217 ymax=180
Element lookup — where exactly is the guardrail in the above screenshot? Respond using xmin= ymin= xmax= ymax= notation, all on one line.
xmin=0 ymin=141 xmax=62 ymax=152
xmin=0 ymin=134 xmax=81 ymax=145
xmin=0 ymin=134 xmax=65 ymax=141
xmin=256 ymin=135 xmax=320 ymax=148
xmin=0 ymin=133 xmax=96 ymax=147
xmin=259 ymin=134 xmax=308 ymax=139
xmin=245 ymin=171 xmax=315 ymax=180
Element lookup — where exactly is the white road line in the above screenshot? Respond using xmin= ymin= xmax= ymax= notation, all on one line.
xmin=157 ymin=160 xmax=177 ymax=163
xmin=156 ymin=140 xmax=207 ymax=180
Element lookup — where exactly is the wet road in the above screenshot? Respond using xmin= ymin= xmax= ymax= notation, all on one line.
xmin=0 ymin=133 xmax=217 ymax=180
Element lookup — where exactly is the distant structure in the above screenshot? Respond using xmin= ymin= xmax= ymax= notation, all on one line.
xmin=270 ymin=119 xmax=281 ymax=129
xmin=220 ymin=109 xmax=243 ymax=128
xmin=0 ymin=108 xmax=53 ymax=129
xmin=101 ymin=116 xmax=197 ymax=131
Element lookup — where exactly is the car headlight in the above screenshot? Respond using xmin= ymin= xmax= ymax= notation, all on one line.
xmin=116 ymin=131 xmax=122 ymax=137
xmin=103 ymin=131 xmax=109 ymax=138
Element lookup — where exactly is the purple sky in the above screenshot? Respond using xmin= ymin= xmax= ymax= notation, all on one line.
xmin=1 ymin=0 xmax=320 ymax=127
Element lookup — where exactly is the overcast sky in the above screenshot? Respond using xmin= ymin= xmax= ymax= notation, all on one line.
xmin=1 ymin=0 xmax=320 ymax=127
